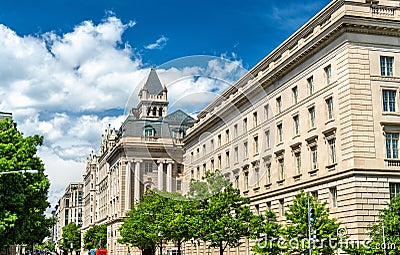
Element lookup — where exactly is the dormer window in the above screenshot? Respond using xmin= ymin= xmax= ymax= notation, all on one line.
xmin=144 ymin=125 xmax=156 ymax=137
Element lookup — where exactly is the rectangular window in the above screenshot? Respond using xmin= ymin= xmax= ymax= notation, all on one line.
xmin=265 ymin=130 xmax=270 ymax=149
xmin=277 ymin=123 xmax=283 ymax=143
xmin=191 ymin=152 xmax=194 ymax=162
xmin=278 ymin=159 xmax=284 ymax=180
xmin=267 ymin=201 xmax=272 ymax=211
xmin=309 ymin=107 xmax=316 ymax=128
xmin=279 ymin=199 xmax=284 ymax=217
xmin=234 ymin=124 xmax=238 ymax=138
xmin=380 ymin=56 xmax=394 ymax=76
xmin=389 ymin=183 xmax=400 ymax=198
xmin=254 ymin=136 xmax=259 ymax=155
xmin=383 ymin=89 xmax=396 ymax=112
xmin=197 ymin=167 xmax=200 ymax=180
xmin=386 ymin=133 xmax=399 ymax=159
xmin=292 ymin=86 xmax=298 ymax=104
xmin=307 ymin=76 xmax=314 ymax=95
xmin=326 ymin=97 xmax=334 ymax=120
xmin=328 ymin=138 xmax=336 ymax=164
xmin=324 ymin=65 xmax=332 ymax=84
xmin=211 ymin=139 xmax=214 ymax=151
xmin=225 ymin=151 xmax=230 ymax=167
xmin=330 ymin=187 xmax=337 ymax=207
xmin=266 ymin=163 xmax=271 ymax=184
xmin=145 ymin=162 xmax=153 ymax=173
xmin=177 ymin=180 xmax=182 ymax=191
xmin=211 ymin=159 xmax=214 ymax=171
xmin=218 ymin=155 xmax=222 ymax=169
xmin=295 ymin=152 xmax=301 ymax=175
xmin=203 ymin=144 xmax=206 ymax=156
xmin=293 ymin=115 xmax=299 ymax=136
xmin=218 ymin=134 xmax=222 ymax=147
xmin=234 ymin=146 xmax=239 ymax=163
xmin=311 ymin=146 xmax=318 ymax=170
xmin=244 ymin=172 xmax=249 ymax=190
xmin=226 ymin=129 xmax=230 ymax=143
xmin=235 ymin=175 xmax=239 ymax=189
xmin=276 ymin=96 xmax=282 ymax=114
xmin=255 ymin=169 xmax=260 ymax=187
xmin=264 ymin=105 xmax=269 ymax=120
xmin=253 ymin=112 xmax=258 ymax=127
xmin=244 ymin=142 xmax=248 ymax=158
xmin=311 ymin=191 xmax=318 ymax=199
xmin=255 ymin=204 xmax=260 ymax=215
xmin=243 ymin=118 xmax=248 ymax=132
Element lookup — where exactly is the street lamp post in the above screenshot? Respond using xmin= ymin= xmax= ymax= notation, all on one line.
xmin=0 ymin=169 xmax=39 ymax=175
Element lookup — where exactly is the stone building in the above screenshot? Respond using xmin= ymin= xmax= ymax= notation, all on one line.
xmin=183 ymin=0 xmax=400 ymax=253
xmin=82 ymin=68 xmax=195 ymax=255
xmin=55 ymin=182 xmax=84 ymax=254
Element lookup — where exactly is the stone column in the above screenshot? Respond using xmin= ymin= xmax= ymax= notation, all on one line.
xmin=158 ymin=161 xmax=164 ymax=190
xmin=166 ymin=161 xmax=173 ymax=192
xmin=125 ymin=161 xmax=131 ymax=210
xmin=134 ymin=160 xmax=142 ymax=203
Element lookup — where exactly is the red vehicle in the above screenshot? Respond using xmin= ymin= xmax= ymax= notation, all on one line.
xmin=95 ymin=249 xmax=108 ymax=255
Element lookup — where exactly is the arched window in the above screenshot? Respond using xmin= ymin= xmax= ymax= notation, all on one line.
xmin=144 ymin=125 xmax=156 ymax=137
xmin=147 ymin=107 xmax=151 ymax=116
xmin=159 ymin=107 xmax=163 ymax=117
xmin=152 ymin=107 xmax=157 ymax=116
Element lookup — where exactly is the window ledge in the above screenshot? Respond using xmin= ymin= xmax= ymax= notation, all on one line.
xmin=293 ymin=173 xmax=302 ymax=181
xmin=326 ymin=163 xmax=337 ymax=171
xmin=253 ymin=186 xmax=261 ymax=191
xmin=292 ymin=134 xmax=300 ymax=139
xmin=277 ymin=179 xmax=285 ymax=185
xmin=308 ymin=127 xmax=316 ymax=133
xmin=325 ymin=119 xmax=335 ymax=125
xmin=382 ymin=112 xmax=400 ymax=117
xmin=308 ymin=169 xmax=319 ymax=176
xmin=243 ymin=190 xmax=249 ymax=195
xmin=264 ymin=183 xmax=272 ymax=189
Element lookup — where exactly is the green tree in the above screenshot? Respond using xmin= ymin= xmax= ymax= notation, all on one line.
xmin=83 ymin=224 xmax=107 ymax=250
xmin=0 ymin=119 xmax=51 ymax=249
xmin=283 ymin=190 xmax=341 ymax=255
xmin=252 ymin=210 xmax=282 ymax=255
xmin=61 ymin=222 xmax=81 ymax=252
xmin=189 ymin=171 xmax=262 ymax=255
xmin=158 ymin=191 xmax=198 ymax=255
xmin=119 ymin=190 xmax=168 ymax=255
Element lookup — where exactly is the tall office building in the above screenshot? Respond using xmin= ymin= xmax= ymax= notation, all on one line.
xmin=183 ymin=0 xmax=400 ymax=253
xmin=55 ymin=182 xmax=84 ymax=254
xmin=82 ymin=68 xmax=195 ymax=255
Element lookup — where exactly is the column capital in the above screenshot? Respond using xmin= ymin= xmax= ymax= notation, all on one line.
xmin=157 ymin=160 xmax=165 ymax=164
xmin=134 ymin=159 xmax=143 ymax=163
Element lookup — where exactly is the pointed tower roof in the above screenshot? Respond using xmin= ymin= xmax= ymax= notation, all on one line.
xmin=144 ymin=68 xmax=163 ymax=95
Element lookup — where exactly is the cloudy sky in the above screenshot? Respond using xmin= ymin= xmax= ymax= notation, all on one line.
xmin=0 ymin=0 xmax=330 ymax=209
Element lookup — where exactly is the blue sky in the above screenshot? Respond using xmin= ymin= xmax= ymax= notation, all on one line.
xmin=0 ymin=0 xmax=331 ymax=208
xmin=0 ymin=0 xmax=330 ymax=67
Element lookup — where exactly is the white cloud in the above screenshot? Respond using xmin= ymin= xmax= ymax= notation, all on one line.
xmin=0 ymin=16 xmax=246 ymax=210
xmin=144 ymin=35 xmax=168 ymax=50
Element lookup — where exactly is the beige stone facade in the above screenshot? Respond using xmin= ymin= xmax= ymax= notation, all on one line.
xmin=55 ymin=182 xmax=84 ymax=254
xmin=81 ymin=69 xmax=195 ymax=255
xmin=182 ymin=0 xmax=400 ymax=253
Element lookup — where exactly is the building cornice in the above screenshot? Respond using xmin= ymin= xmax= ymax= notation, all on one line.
xmin=186 ymin=1 xmax=400 ymax=144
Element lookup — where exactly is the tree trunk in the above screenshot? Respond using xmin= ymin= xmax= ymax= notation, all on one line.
xmin=177 ymin=240 xmax=181 ymax=255
xmin=219 ymin=241 xmax=224 ymax=255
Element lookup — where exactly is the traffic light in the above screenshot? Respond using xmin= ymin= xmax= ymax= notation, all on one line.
xmin=310 ymin=208 xmax=315 ymax=223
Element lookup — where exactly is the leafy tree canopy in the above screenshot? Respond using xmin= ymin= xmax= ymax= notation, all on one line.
xmin=61 ymin=222 xmax=81 ymax=251
xmin=83 ymin=224 xmax=107 ymax=250
xmin=0 ymin=119 xmax=51 ymax=248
